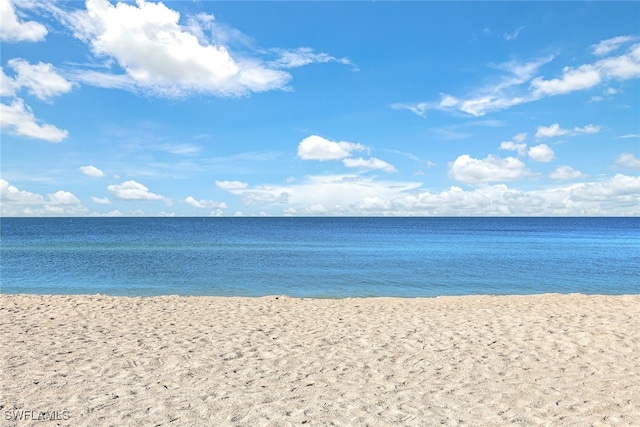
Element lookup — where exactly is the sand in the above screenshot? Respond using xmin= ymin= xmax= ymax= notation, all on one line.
xmin=1 ymin=293 xmax=639 ymax=426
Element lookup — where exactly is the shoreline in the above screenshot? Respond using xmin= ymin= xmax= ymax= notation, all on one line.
xmin=2 ymin=291 xmax=638 ymax=298
xmin=2 ymin=293 xmax=639 ymax=426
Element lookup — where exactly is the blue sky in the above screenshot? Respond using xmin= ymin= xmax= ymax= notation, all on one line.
xmin=1 ymin=0 xmax=639 ymax=217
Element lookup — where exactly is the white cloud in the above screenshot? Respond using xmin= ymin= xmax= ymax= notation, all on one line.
xmin=512 ymin=132 xmax=527 ymax=143
xmin=615 ymin=153 xmax=640 ymax=169
xmin=392 ymin=185 xmax=546 ymax=216
xmin=64 ymin=0 xmax=291 ymax=97
xmin=48 ymin=190 xmax=82 ymax=205
xmin=535 ymin=123 xmax=601 ymax=138
xmin=618 ymin=134 xmax=640 ymax=139
xmin=107 ymin=180 xmax=171 ymax=204
xmin=530 ymin=43 xmax=640 ymax=97
xmin=297 ymin=136 xmax=396 ymax=174
xmin=217 ymin=174 xmax=421 ymax=211
xmin=528 ymin=144 xmax=555 ymax=162
xmin=550 ymin=166 xmax=586 ymax=181
xmin=449 ymin=154 xmax=531 ymax=184
xmin=91 ymin=196 xmax=111 ymax=204
xmin=184 ymin=196 xmax=227 ymax=209
xmin=79 ymin=165 xmax=105 ymax=177
xmin=91 ymin=209 xmax=122 ymax=217
xmin=530 ymin=64 xmax=602 ymax=97
xmin=215 ymin=180 xmax=248 ymax=190
xmin=391 ymin=102 xmax=429 ymax=117
xmin=0 ymin=0 xmax=47 ymax=42
xmin=297 ymin=135 xmax=367 ymax=161
xmin=0 ymin=178 xmax=87 ymax=216
xmin=569 ymin=174 xmax=640 ymax=202
xmin=395 ymin=56 xmax=553 ymax=117
xmin=6 ymin=59 xmax=74 ymax=101
xmin=0 ymin=98 xmax=68 ymax=142
xmin=504 ymin=26 xmax=524 ymax=41
xmin=574 ymin=124 xmax=601 ymax=134
xmin=500 ymin=141 xmax=527 ymax=155
xmin=68 ymin=69 xmax=135 ymax=91
xmin=0 ymin=67 xmax=17 ymax=97
xmin=499 ymin=132 xmax=528 ymax=155
xmin=269 ymin=47 xmax=355 ymax=70
xmin=591 ymin=35 xmax=637 ymax=56
xmin=159 ymin=143 xmax=202 ymax=156
xmin=342 ymin=157 xmax=396 ymax=172
xmin=396 ymin=36 xmax=640 ymax=117
xmin=535 ymin=123 xmax=569 ymax=138
xmin=0 ymin=178 xmax=44 ymax=205
xmin=597 ymin=44 xmax=640 ymax=80
xmin=216 ymin=172 xmax=640 ymax=216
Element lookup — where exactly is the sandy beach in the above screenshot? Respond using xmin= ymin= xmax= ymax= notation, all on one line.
xmin=1 ymin=294 xmax=639 ymax=426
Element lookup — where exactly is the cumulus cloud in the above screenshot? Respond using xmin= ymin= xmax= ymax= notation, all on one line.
xmin=574 ymin=124 xmax=601 ymax=134
xmin=6 ymin=59 xmax=74 ymax=101
xmin=342 ymin=157 xmax=396 ymax=172
xmin=535 ymin=123 xmax=569 ymax=138
xmin=0 ymin=98 xmax=68 ymax=142
xmin=500 ymin=141 xmax=527 ymax=155
xmin=0 ymin=0 xmax=47 ymax=42
xmin=530 ymin=64 xmax=602 ymax=97
xmin=216 ymin=174 xmax=421 ymax=210
xmin=184 ymin=196 xmax=227 ymax=209
xmin=297 ymin=135 xmax=367 ymax=161
xmin=0 ymin=59 xmax=72 ymax=142
xmin=449 ymin=154 xmax=531 ymax=184
xmin=0 ymin=178 xmax=87 ymax=215
xmin=535 ymin=123 xmax=601 ymax=138
xmin=614 ymin=153 xmax=640 ymax=169
xmin=569 ymin=174 xmax=640 ymax=202
xmin=0 ymin=177 xmax=44 ymax=204
xmin=499 ymin=132 xmax=528 ymax=155
xmin=107 ymin=180 xmax=171 ymax=204
xmin=91 ymin=196 xmax=111 ymax=204
xmin=90 ymin=209 xmax=122 ymax=217
xmin=215 ymin=173 xmax=640 ymax=216
xmin=297 ymin=135 xmax=396 ymax=173
xmin=79 ymin=165 xmax=105 ymax=177
xmin=48 ymin=190 xmax=82 ymax=205
xmin=550 ymin=166 xmax=586 ymax=181
xmin=528 ymin=144 xmax=555 ymax=162
xmin=0 ymin=67 xmax=17 ymax=97
xmin=63 ymin=0 xmax=291 ymax=97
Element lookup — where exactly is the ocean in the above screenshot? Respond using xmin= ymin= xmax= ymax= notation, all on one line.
xmin=1 ymin=217 xmax=638 ymax=297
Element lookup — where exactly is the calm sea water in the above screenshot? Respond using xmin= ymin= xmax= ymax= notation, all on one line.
xmin=1 ymin=217 xmax=638 ymax=297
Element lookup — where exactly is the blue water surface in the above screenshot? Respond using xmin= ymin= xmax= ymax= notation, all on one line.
xmin=1 ymin=217 xmax=638 ymax=297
